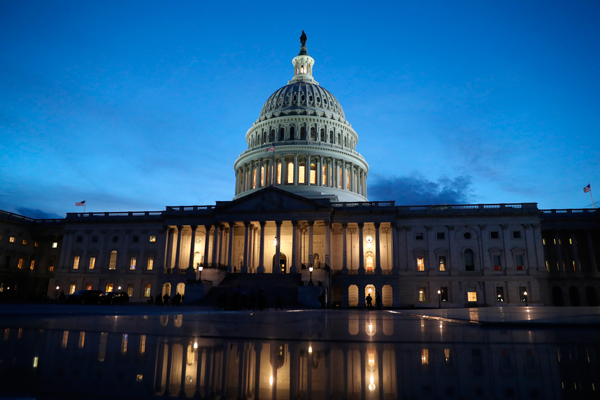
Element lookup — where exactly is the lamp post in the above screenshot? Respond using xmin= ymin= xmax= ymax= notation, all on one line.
xmin=55 ymin=285 xmax=60 ymax=300
xmin=197 ymin=263 xmax=203 ymax=282
xmin=437 ymin=289 xmax=441 ymax=308
xmin=309 ymin=265 xmax=314 ymax=286
xmin=524 ymin=290 xmax=528 ymax=307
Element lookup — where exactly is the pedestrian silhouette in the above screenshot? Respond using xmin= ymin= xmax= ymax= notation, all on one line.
xmin=366 ymin=293 xmax=373 ymax=310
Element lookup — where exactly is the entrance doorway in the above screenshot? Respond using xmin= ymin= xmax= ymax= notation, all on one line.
xmin=273 ymin=253 xmax=287 ymax=274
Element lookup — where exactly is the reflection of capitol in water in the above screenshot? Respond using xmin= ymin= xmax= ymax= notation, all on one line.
xmin=1 ymin=313 xmax=599 ymax=399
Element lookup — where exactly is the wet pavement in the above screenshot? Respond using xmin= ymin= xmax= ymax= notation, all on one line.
xmin=1 ymin=304 xmax=599 ymax=399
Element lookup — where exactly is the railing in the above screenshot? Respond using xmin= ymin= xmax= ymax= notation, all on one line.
xmin=541 ymin=208 xmax=598 ymax=215
xmin=332 ymin=202 xmax=536 ymax=212
xmin=166 ymin=205 xmax=215 ymax=212
xmin=0 ymin=210 xmax=64 ymax=224
xmin=67 ymin=211 xmax=163 ymax=218
xmin=332 ymin=201 xmax=396 ymax=208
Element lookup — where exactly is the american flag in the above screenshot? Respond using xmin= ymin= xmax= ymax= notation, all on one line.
xmin=266 ymin=144 xmax=275 ymax=152
xmin=75 ymin=200 xmax=86 ymax=206
xmin=584 ymin=184 xmax=591 ymax=193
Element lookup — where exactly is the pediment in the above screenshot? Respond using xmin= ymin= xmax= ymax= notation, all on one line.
xmin=218 ymin=187 xmax=330 ymax=214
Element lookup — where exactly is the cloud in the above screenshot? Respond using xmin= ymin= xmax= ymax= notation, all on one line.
xmin=15 ymin=207 xmax=63 ymax=220
xmin=368 ymin=174 xmax=474 ymax=205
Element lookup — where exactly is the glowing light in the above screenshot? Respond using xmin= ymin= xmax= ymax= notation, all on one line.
xmin=308 ymin=346 xmax=312 ymax=354
xmin=193 ymin=342 xmax=198 ymax=350
xmin=273 ymin=237 xmax=277 ymax=247
xmin=368 ymin=375 xmax=376 ymax=391
xmin=55 ymin=286 xmax=59 ymax=290
xmin=369 ymin=324 xmax=373 ymax=333
xmin=368 ymin=287 xmax=372 ymax=293
xmin=33 ymin=357 xmax=38 ymax=368
xmin=269 ymin=376 xmax=274 ymax=386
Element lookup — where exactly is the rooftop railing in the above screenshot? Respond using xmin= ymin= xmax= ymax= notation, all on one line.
xmin=67 ymin=211 xmax=163 ymax=219
xmin=541 ymin=208 xmax=598 ymax=215
xmin=331 ymin=202 xmax=536 ymax=211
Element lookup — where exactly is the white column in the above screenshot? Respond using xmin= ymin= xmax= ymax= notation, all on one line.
xmin=294 ymin=154 xmax=299 ymax=185
xmin=188 ymin=225 xmax=197 ymax=272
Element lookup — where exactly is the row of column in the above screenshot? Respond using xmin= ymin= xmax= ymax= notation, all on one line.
xmin=235 ymin=154 xmax=367 ymax=198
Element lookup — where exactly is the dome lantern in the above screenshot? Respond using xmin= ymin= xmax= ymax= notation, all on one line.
xmin=289 ymin=30 xmax=318 ymax=85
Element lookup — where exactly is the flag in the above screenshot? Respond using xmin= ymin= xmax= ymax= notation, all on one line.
xmin=584 ymin=184 xmax=591 ymax=193
xmin=266 ymin=144 xmax=275 ymax=152
xmin=75 ymin=200 xmax=86 ymax=206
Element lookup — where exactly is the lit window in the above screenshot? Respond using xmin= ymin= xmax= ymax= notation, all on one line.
xmin=515 ymin=255 xmax=524 ymax=271
xmin=29 ymin=260 xmax=35 ymax=270
xmin=260 ymin=165 xmax=265 ymax=186
xmin=121 ymin=334 xmax=128 ymax=354
xmin=49 ymin=266 xmax=54 ymax=272
xmin=467 ymin=292 xmax=477 ymax=302
xmin=287 ymin=161 xmax=294 ymax=183
xmin=9 ymin=237 xmax=15 ymax=243
xmin=149 ymin=235 xmax=156 ymax=243
xmin=277 ymin=161 xmax=282 ymax=184
xmin=52 ymin=242 xmax=58 ymax=248
xmin=545 ymin=261 xmax=549 ymax=271
xmin=136 ymin=374 xmax=143 ymax=382
xmin=34 ymin=242 xmax=38 ymax=247
xmin=73 ymin=256 xmax=80 ymax=270
xmin=86 ymin=283 xmax=92 ymax=290
xmin=144 ymin=284 xmax=151 ymax=298
xmin=17 ymin=258 xmax=23 ymax=269
xmin=418 ymin=288 xmax=426 ymax=302
xmin=542 ymin=238 xmax=546 ymax=245
xmin=130 ymin=257 xmax=137 ymax=270
xmin=439 ymin=256 xmax=446 ymax=271
xmin=496 ymin=287 xmax=504 ymax=302
xmin=298 ymin=164 xmax=305 ymax=184
xmin=89 ymin=257 xmax=96 ymax=270
xmin=147 ymin=257 xmax=154 ymax=271
xmin=493 ymin=255 xmax=502 ymax=271
xmin=417 ymin=257 xmax=425 ymax=271
xmin=109 ymin=251 xmax=117 ymax=270
xmin=22 ymin=239 xmax=27 ymax=245
xmin=252 ymin=169 xmax=256 ymax=189
xmin=69 ymin=284 xmax=76 ymax=294
xmin=338 ymin=168 xmax=342 ymax=189
xmin=139 ymin=335 xmax=146 ymax=354
xmin=444 ymin=349 xmax=451 ymax=365
xmin=106 ymin=283 xmax=114 ymax=293
xmin=322 ymin=165 xmax=327 ymax=186
xmin=310 ymin=163 xmax=316 ymax=184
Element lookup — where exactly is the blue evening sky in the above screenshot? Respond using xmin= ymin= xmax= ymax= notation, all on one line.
xmin=1 ymin=1 xmax=599 ymax=218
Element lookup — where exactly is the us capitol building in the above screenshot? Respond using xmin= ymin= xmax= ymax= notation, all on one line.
xmin=1 ymin=33 xmax=599 ymax=308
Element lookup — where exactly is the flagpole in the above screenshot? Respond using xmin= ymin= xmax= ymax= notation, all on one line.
xmin=590 ymin=183 xmax=595 ymax=209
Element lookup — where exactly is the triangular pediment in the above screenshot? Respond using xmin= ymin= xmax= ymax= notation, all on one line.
xmin=217 ymin=186 xmax=331 ymax=215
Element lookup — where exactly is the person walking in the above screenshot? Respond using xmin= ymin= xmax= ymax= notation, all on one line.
xmin=366 ymin=293 xmax=373 ymax=310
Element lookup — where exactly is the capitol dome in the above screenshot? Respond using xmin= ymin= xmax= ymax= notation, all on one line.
xmin=233 ymin=31 xmax=369 ymax=202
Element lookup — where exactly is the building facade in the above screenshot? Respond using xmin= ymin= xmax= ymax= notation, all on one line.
xmin=1 ymin=34 xmax=599 ymax=307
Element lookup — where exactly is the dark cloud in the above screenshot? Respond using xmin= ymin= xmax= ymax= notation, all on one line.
xmin=15 ymin=207 xmax=63 ymax=220
xmin=368 ymin=174 xmax=473 ymax=205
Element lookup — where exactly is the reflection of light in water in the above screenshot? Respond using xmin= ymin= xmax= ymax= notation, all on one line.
xmin=33 ymin=357 xmax=38 ymax=368
xmin=269 ymin=376 xmax=273 ymax=386
xmin=308 ymin=346 xmax=312 ymax=354
xmin=369 ymin=324 xmax=373 ymax=333
xmin=368 ymin=375 xmax=376 ymax=391
xmin=469 ymin=310 xmax=479 ymax=321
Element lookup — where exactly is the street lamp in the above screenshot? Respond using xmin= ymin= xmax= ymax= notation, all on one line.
xmin=524 ymin=290 xmax=528 ymax=306
xmin=197 ymin=263 xmax=203 ymax=281
xmin=437 ymin=289 xmax=441 ymax=308
xmin=309 ymin=265 xmax=314 ymax=286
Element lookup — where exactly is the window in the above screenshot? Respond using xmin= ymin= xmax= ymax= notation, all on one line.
xmin=436 ymin=232 xmax=445 ymax=240
xmin=515 ymin=255 xmax=524 ymax=271
xmin=298 ymin=164 xmax=305 ymax=184
xmin=52 ymin=242 xmax=58 ymax=248
xmin=491 ymin=231 xmax=499 ymax=239
xmin=22 ymin=239 xmax=28 ymax=245
xmin=417 ymin=257 xmax=425 ymax=271
xmin=493 ymin=255 xmax=502 ymax=271
xmin=106 ymin=283 xmax=114 ymax=293
xmin=147 ymin=257 xmax=154 ymax=271
xmin=132 ymin=236 xmax=139 ymax=243
xmin=109 ymin=251 xmax=117 ymax=270
xmin=418 ymin=288 xmax=426 ymax=302
xmin=9 ymin=237 xmax=15 ymax=243
xmin=76 ymin=236 xmax=82 ymax=243
xmin=130 ymin=257 xmax=136 ymax=270
xmin=112 ymin=236 xmax=119 ymax=243
xmin=464 ymin=249 xmax=474 ymax=271
xmin=322 ymin=165 xmax=327 ymax=186
xmin=287 ymin=161 xmax=294 ymax=183
xmin=92 ymin=236 xmax=98 ymax=243
xmin=149 ymin=235 xmax=156 ymax=243
xmin=496 ymin=287 xmax=504 ymax=302
xmin=513 ymin=231 xmax=521 ymax=239
xmin=17 ymin=258 xmax=23 ymax=269
xmin=86 ymin=283 xmax=92 ymax=290
xmin=467 ymin=291 xmax=477 ymax=302
xmin=463 ymin=232 xmax=472 ymax=239
xmin=310 ymin=163 xmax=316 ymax=184
xmin=144 ymin=284 xmax=151 ymax=298
xmin=416 ymin=233 xmax=424 ymax=240
xmin=88 ymin=257 xmax=96 ymax=270
xmin=69 ymin=284 xmax=76 ymax=295
xmin=439 ymin=256 xmax=446 ymax=271
xmin=346 ymin=170 xmax=350 ymax=190
xmin=29 ymin=260 xmax=35 ymax=270
xmin=49 ymin=265 xmax=54 ymax=272
xmin=127 ymin=284 xmax=134 ymax=297
xmin=440 ymin=287 xmax=448 ymax=302
xmin=34 ymin=242 xmax=38 ymax=247
xmin=73 ymin=256 xmax=80 ymax=270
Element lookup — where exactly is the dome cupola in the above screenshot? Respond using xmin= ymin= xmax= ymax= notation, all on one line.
xmin=233 ymin=32 xmax=369 ymax=202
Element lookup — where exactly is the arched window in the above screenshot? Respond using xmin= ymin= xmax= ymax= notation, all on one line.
xmin=162 ymin=283 xmax=171 ymax=297
xmin=263 ymin=131 xmax=267 ymax=144
xmin=298 ymin=163 xmax=306 ymax=184
xmin=320 ymin=129 xmax=325 ymax=141
xmin=287 ymin=161 xmax=294 ymax=184
xmin=109 ymin=250 xmax=117 ymax=270
xmin=310 ymin=127 xmax=315 ymax=140
xmin=330 ymin=131 xmax=334 ymax=143
xmin=176 ymin=282 xmax=185 ymax=296
xmin=279 ymin=128 xmax=285 ymax=141
xmin=344 ymin=136 xmax=347 ymax=147
xmin=310 ymin=163 xmax=316 ymax=184
xmin=300 ymin=126 xmax=306 ymax=140
xmin=270 ymin=129 xmax=275 ymax=142
xmin=337 ymin=133 xmax=341 ymax=144
xmin=464 ymin=249 xmax=475 ymax=271
xmin=290 ymin=126 xmax=295 ymax=140
xmin=322 ymin=164 xmax=327 ymax=186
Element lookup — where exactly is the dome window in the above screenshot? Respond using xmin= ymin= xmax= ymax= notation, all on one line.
xmin=289 ymin=126 xmax=295 ymax=140
xmin=279 ymin=128 xmax=285 ymax=141
xmin=309 ymin=95 xmax=313 ymax=103
xmin=310 ymin=127 xmax=315 ymax=141
xmin=301 ymin=94 xmax=305 ymax=103
xmin=270 ymin=129 xmax=275 ymax=142
xmin=300 ymin=126 xmax=306 ymax=140
xmin=293 ymin=94 xmax=297 ymax=103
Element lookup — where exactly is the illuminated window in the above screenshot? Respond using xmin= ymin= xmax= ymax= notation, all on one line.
xmin=417 ymin=257 xmax=425 ymax=271
xmin=444 ymin=349 xmax=451 ymax=365
xmin=496 ymin=287 xmax=504 ymax=302
xmin=545 ymin=260 xmax=549 ymax=271
xmin=298 ymin=164 xmax=305 ymax=184
xmin=52 ymin=242 xmax=58 ymax=248
xmin=121 ymin=334 xmax=128 ymax=354
xmin=515 ymin=255 xmax=524 ymax=271
xmin=149 ymin=235 xmax=156 ymax=243
xmin=322 ymin=165 xmax=327 ymax=186
xmin=287 ymin=161 xmax=294 ymax=183
xmin=109 ymin=251 xmax=117 ymax=270
xmin=29 ymin=260 xmax=35 ymax=270
xmin=493 ymin=255 xmax=502 ymax=271
xmin=130 ymin=257 xmax=136 ymax=270
xmin=127 ymin=284 xmax=133 ymax=297
xmin=147 ymin=257 xmax=154 ymax=271
xmin=310 ymin=163 xmax=316 ymax=184
xmin=277 ymin=161 xmax=282 ymax=184
xmin=86 ymin=283 xmax=92 ymax=290
xmin=418 ymin=287 xmax=426 ymax=302
xmin=34 ymin=241 xmax=38 ymax=247
xmin=346 ymin=170 xmax=350 ymax=190
xmin=260 ymin=165 xmax=265 ymax=186
xmin=439 ymin=256 xmax=446 ymax=271
xmin=73 ymin=256 xmax=80 ymax=270
xmin=17 ymin=258 xmax=23 ymax=269
xmin=365 ymin=254 xmax=374 ymax=272
xmin=49 ymin=265 xmax=54 ymax=272
xmin=139 ymin=335 xmax=146 ymax=354
xmin=252 ymin=169 xmax=257 ymax=189
xmin=542 ymin=238 xmax=546 ymax=245
xmin=144 ymin=284 xmax=151 ymax=298
xmin=69 ymin=284 xmax=76 ymax=294
xmin=519 ymin=287 xmax=528 ymax=303
xmin=467 ymin=291 xmax=477 ymax=302
xmin=106 ymin=283 xmax=114 ymax=293
xmin=22 ymin=239 xmax=27 ymax=245
xmin=421 ymin=349 xmax=429 ymax=365
xmin=9 ymin=237 xmax=15 ymax=243
xmin=89 ymin=257 xmax=96 ymax=270
xmin=338 ymin=168 xmax=342 ymax=189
